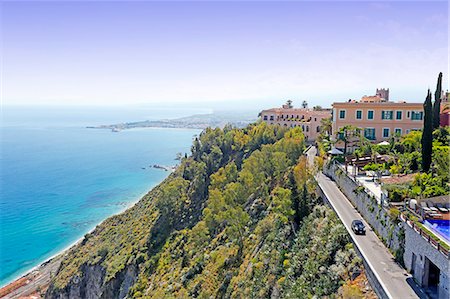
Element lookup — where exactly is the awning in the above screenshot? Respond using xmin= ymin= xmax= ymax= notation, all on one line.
xmin=377 ymin=141 xmax=390 ymax=146
xmin=328 ymin=147 xmax=344 ymax=155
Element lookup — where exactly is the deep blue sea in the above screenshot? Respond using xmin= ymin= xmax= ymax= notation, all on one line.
xmin=0 ymin=106 xmax=203 ymax=287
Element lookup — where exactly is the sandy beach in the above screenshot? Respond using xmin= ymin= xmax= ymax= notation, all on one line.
xmin=0 ymin=256 xmax=61 ymax=299
xmin=0 ymin=228 xmax=91 ymax=299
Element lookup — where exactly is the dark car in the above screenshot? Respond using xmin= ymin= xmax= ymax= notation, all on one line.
xmin=351 ymin=220 xmax=366 ymax=235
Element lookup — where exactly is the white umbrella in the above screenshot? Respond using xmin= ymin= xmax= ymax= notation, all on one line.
xmin=328 ymin=147 xmax=344 ymax=155
xmin=377 ymin=141 xmax=390 ymax=146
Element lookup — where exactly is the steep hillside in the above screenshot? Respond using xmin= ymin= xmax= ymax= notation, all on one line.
xmin=46 ymin=123 xmax=366 ymax=298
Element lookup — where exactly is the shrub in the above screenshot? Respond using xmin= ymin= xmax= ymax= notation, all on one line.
xmin=388 ymin=208 xmax=400 ymax=222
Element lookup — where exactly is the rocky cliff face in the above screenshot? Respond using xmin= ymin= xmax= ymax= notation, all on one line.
xmin=46 ymin=263 xmax=138 ymax=299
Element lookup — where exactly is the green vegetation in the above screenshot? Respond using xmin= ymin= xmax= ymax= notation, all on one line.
xmin=316 ymin=117 xmax=332 ymax=156
xmin=422 ymin=89 xmax=433 ymax=172
xmin=48 ymin=123 xmax=363 ymax=298
xmin=433 ymin=72 xmax=443 ymax=130
xmin=336 ymin=125 xmax=360 ymax=154
xmin=319 ymin=123 xmax=450 ymax=202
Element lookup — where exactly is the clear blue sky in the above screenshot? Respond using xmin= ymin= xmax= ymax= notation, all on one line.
xmin=1 ymin=1 xmax=448 ymax=108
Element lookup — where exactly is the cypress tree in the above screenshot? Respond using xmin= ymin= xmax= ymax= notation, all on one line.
xmin=432 ymin=72 xmax=443 ymax=129
xmin=421 ymin=89 xmax=433 ymax=172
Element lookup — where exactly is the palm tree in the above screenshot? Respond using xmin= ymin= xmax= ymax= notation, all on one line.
xmin=337 ymin=125 xmax=360 ymax=154
xmin=319 ymin=118 xmax=332 ymax=136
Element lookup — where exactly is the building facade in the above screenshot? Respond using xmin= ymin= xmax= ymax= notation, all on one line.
xmin=259 ymin=101 xmax=331 ymax=141
xmin=440 ymin=91 xmax=449 ymax=127
xmin=332 ymin=91 xmax=424 ymax=142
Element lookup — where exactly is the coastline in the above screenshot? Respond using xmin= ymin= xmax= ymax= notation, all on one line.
xmin=0 ymin=185 xmax=156 ymax=298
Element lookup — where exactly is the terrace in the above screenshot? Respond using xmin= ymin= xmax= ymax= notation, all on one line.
xmin=407 ymin=196 xmax=450 ymax=244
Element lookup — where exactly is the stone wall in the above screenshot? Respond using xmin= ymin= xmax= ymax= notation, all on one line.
xmin=404 ymin=224 xmax=450 ymax=299
xmin=323 ymin=162 xmax=403 ymax=254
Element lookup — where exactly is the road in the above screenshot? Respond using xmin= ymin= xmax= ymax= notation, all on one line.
xmin=307 ymin=147 xmax=424 ymax=299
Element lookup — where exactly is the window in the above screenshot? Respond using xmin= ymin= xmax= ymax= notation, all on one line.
xmin=314 ymin=118 xmax=317 ymax=121
xmin=356 ymin=110 xmax=362 ymax=120
xmin=306 ymin=126 xmax=309 ymax=132
xmin=406 ymin=129 xmax=411 ymax=134
xmin=383 ymin=128 xmax=390 ymax=138
xmin=316 ymin=126 xmax=320 ymax=132
xmin=382 ymin=110 xmax=394 ymax=120
xmin=395 ymin=128 xmax=402 ymax=135
xmin=263 ymin=115 xmax=268 ymax=120
xmin=364 ymin=128 xmax=376 ymax=140
xmin=270 ymin=115 xmax=274 ymax=121
xmin=411 ymin=111 xmax=423 ymax=120
xmin=367 ymin=110 xmax=374 ymax=120
xmin=407 ymin=111 xmax=411 ymax=118
xmin=396 ymin=111 xmax=402 ymax=120
xmin=339 ymin=110 xmax=346 ymax=119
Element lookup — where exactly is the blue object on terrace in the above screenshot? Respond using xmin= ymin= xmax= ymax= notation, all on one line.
xmin=424 ymin=219 xmax=450 ymax=243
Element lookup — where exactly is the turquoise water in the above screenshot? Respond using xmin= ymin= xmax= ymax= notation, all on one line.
xmin=0 ymin=107 xmax=202 ymax=287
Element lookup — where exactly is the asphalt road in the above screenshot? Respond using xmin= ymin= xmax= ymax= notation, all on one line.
xmin=316 ymin=172 xmax=425 ymax=299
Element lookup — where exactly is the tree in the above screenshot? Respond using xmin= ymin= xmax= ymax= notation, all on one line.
xmin=432 ymin=72 xmax=443 ymax=130
xmin=401 ymin=130 xmax=422 ymax=152
xmin=421 ymin=90 xmax=433 ymax=172
xmin=337 ymin=125 xmax=359 ymax=154
xmin=319 ymin=118 xmax=332 ymax=136
xmin=272 ymin=187 xmax=294 ymax=224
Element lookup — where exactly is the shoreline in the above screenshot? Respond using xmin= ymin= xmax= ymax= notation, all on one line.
xmin=0 ymin=186 xmax=155 ymax=298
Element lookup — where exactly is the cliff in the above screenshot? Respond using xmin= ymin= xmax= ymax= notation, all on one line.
xmin=46 ymin=123 xmax=368 ymax=298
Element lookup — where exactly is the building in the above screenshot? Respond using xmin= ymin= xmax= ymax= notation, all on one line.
xmin=259 ymin=101 xmax=332 ymax=141
xmin=439 ymin=91 xmax=449 ymax=127
xmin=332 ymin=89 xmax=424 ymax=143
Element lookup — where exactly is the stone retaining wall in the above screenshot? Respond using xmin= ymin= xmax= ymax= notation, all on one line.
xmin=403 ymin=222 xmax=450 ymax=299
xmin=323 ymin=162 xmax=403 ymax=254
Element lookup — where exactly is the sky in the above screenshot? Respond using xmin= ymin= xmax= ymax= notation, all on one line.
xmin=1 ymin=1 xmax=448 ymax=109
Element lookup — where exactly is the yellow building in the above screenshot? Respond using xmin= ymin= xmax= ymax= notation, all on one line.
xmin=332 ymin=90 xmax=424 ymax=143
xmin=259 ymin=101 xmax=331 ymax=141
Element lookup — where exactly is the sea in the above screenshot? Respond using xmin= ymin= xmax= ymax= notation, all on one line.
xmin=0 ymin=105 xmax=204 ymax=287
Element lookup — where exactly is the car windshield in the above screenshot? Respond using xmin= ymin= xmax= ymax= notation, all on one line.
xmin=354 ymin=221 xmax=363 ymax=226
